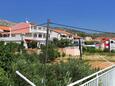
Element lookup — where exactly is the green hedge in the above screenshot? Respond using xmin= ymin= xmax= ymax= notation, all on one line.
xmin=83 ymin=47 xmax=102 ymax=53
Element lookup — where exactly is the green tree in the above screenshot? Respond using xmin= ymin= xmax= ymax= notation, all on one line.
xmin=0 ymin=67 xmax=14 ymax=86
xmin=53 ymin=38 xmax=72 ymax=48
xmin=39 ymin=43 xmax=60 ymax=63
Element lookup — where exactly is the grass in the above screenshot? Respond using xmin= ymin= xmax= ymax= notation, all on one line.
xmin=82 ymin=52 xmax=115 ymax=69
xmin=83 ymin=52 xmax=115 ymax=61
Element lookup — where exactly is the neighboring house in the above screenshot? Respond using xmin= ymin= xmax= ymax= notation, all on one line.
xmin=0 ymin=22 xmax=47 ymax=48
xmin=50 ymin=29 xmax=82 ymax=46
xmin=94 ymin=37 xmax=105 ymax=42
xmin=50 ymin=29 xmax=73 ymax=40
xmin=84 ymin=36 xmax=93 ymax=41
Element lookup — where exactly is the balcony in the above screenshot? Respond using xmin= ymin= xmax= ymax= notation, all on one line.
xmin=0 ymin=37 xmax=22 ymax=41
xmin=67 ymin=65 xmax=115 ymax=86
xmin=0 ymin=36 xmax=46 ymax=42
xmin=24 ymin=37 xmax=46 ymax=41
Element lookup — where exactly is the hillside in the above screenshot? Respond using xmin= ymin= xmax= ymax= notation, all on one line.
xmin=0 ymin=18 xmax=115 ymax=38
xmin=0 ymin=19 xmax=16 ymax=26
xmin=53 ymin=27 xmax=115 ymax=38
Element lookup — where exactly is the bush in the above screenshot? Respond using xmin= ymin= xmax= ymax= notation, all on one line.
xmin=53 ymin=38 xmax=73 ymax=48
xmin=83 ymin=47 xmax=102 ymax=53
xmin=62 ymin=52 xmax=66 ymax=57
xmin=0 ymin=42 xmax=96 ymax=86
xmin=84 ymin=41 xmax=95 ymax=45
xmin=0 ymin=67 xmax=14 ymax=86
xmin=12 ymin=57 xmax=95 ymax=86
xmin=39 ymin=43 xmax=60 ymax=63
xmin=27 ymin=41 xmax=37 ymax=48
xmin=0 ymin=42 xmax=24 ymax=53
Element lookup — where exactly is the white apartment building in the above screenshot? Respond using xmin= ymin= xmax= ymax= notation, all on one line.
xmin=50 ymin=29 xmax=74 ymax=40
xmin=0 ymin=22 xmax=81 ymax=48
xmin=0 ymin=22 xmax=47 ymax=48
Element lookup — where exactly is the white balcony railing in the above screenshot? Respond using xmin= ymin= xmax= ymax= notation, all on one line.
xmin=24 ymin=37 xmax=46 ymax=41
xmin=0 ymin=37 xmax=46 ymax=42
xmin=0 ymin=37 xmax=22 ymax=41
xmin=67 ymin=65 xmax=115 ymax=86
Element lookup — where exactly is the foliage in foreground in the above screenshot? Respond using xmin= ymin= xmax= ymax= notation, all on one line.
xmin=11 ymin=55 xmax=94 ymax=86
xmin=0 ymin=42 xmax=95 ymax=86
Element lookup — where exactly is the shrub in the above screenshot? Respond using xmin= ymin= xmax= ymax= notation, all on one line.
xmin=0 ymin=67 xmax=14 ymax=86
xmin=83 ymin=47 xmax=102 ymax=53
xmin=84 ymin=41 xmax=95 ymax=45
xmin=0 ymin=42 xmax=24 ymax=53
xmin=62 ymin=52 xmax=66 ymax=57
xmin=53 ymin=38 xmax=73 ymax=48
xmin=27 ymin=41 xmax=37 ymax=48
xmin=39 ymin=43 xmax=60 ymax=63
xmin=12 ymin=57 xmax=95 ymax=86
xmin=0 ymin=42 xmax=96 ymax=86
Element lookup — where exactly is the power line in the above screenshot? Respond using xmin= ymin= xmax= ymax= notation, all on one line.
xmin=50 ymin=22 xmax=115 ymax=34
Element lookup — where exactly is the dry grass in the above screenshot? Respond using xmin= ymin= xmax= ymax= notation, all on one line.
xmin=83 ymin=53 xmax=115 ymax=69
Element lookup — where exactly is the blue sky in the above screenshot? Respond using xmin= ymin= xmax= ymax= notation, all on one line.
xmin=0 ymin=0 xmax=115 ymax=32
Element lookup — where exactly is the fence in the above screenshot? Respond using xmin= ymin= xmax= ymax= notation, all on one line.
xmin=67 ymin=65 xmax=115 ymax=86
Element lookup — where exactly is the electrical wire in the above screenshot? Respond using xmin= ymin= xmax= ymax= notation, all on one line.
xmin=50 ymin=22 xmax=115 ymax=34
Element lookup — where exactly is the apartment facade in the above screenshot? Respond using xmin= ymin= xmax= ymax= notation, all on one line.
xmin=50 ymin=29 xmax=81 ymax=45
xmin=0 ymin=22 xmax=81 ymax=48
xmin=50 ymin=29 xmax=79 ymax=40
xmin=0 ymin=22 xmax=47 ymax=48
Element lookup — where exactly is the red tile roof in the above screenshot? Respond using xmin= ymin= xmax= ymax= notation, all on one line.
xmin=2 ymin=22 xmax=30 ymax=34
xmin=52 ymin=29 xmax=71 ymax=35
xmin=73 ymin=35 xmax=81 ymax=39
xmin=0 ymin=26 xmax=10 ymax=31
xmin=94 ymin=37 xmax=105 ymax=41
xmin=11 ymin=22 xmax=30 ymax=34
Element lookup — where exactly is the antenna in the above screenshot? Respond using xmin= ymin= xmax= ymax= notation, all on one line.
xmin=25 ymin=18 xmax=29 ymax=23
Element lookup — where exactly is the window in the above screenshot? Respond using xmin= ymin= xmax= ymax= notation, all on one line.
xmin=43 ymin=27 xmax=46 ymax=30
xmin=69 ymin=35 xmax=72 ymax=38
xmin=31 ymin=26 xmax=35 ymax=30
xmin=11 ymin=34 xmax=15 ymax=37
xmin=34 ymin=33 xmax=37 ymax=38
xmin=38 ymin=33 xmax=42 ymax=38
xmin=31 ymin=26 xmax=33 ymax=30
xmin=39 ymin=27 xmax=41 ymax=30
xmin=33 ymin=26 xmax=37 ymax=30
xmin=43 ymin=33 xmax=46 ymax=38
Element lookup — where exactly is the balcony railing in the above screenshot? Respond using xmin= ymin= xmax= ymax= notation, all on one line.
xmin=0 ymin=37 xmax=22 ymax=41
xmin=67 ymin=65 xmax=115 ymax=86
xmin=0 ymin=36 xmax=46 ymax=42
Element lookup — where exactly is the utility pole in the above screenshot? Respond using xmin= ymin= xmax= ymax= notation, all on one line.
xmin=42 ymin=19 xmax=50 ymax=86
xmin=79 ymin=38 xmax=82 ymax=60
xmin=45 ymin=19 xmax=50 ymax=63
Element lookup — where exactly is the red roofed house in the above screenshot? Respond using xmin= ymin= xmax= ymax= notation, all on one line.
xmin=50 ymin=28 xmax=82 ymax=46
xmin=50 ymin=29 xmax=80 ymax=40
xmin=0 ymin=22 xmax=47 ymax=48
